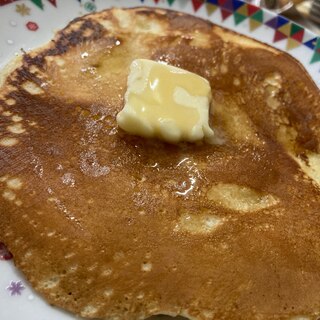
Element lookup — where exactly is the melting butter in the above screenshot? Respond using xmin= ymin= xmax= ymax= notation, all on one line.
xmin=116 ymin=59 xmax=214 ymax=143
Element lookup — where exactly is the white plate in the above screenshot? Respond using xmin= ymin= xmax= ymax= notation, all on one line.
xmin=0 ymin=0 xmax=319 ymax=319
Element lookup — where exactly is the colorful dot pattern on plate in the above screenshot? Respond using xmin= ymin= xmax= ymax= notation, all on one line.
xmin=6 ymin=280 xmax=25 ymax=296
xmin=0 ymin=1 xmax=319 ymax=320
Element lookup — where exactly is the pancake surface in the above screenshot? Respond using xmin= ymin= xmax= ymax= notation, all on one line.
xmin=0 ymin=7 xmax=320 ymax=320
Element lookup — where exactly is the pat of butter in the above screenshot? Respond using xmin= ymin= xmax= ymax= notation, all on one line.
xmin=116 ymin=59 xmax=214 ymax=143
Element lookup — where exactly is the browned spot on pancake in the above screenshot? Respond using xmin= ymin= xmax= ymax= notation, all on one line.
xmin=11 ymin=114 xmax=23 ymax=122
xmin=0 ymin=137 xmax=18 ymax=146
xmin=7 ymin=123 xmax=25 ymax=134
xmin=5 ymin=98 xmax=16 ymax=105
xmin=6 ymin=177 xmax=23 ymax=190
xmin=2 ymin=189 xmax=16 ymax=201
xmin=0 ymin=6 xmax=320 ymax=320
xmin=2 ymin=110 xmax=12 ymax=116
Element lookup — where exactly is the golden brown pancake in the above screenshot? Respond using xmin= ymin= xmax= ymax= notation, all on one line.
xmin=0 ymin=7 xmax=320 ymax=320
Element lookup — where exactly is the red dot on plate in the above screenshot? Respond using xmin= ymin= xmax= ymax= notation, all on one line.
xmin=0 ymin=242 xmax=13 ymax=260
xmin=26 ymin=21 xmax=39 ymax=31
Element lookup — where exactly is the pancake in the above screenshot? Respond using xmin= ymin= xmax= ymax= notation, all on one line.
xmin=0 ymin=6 xmax=320 ymax=320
